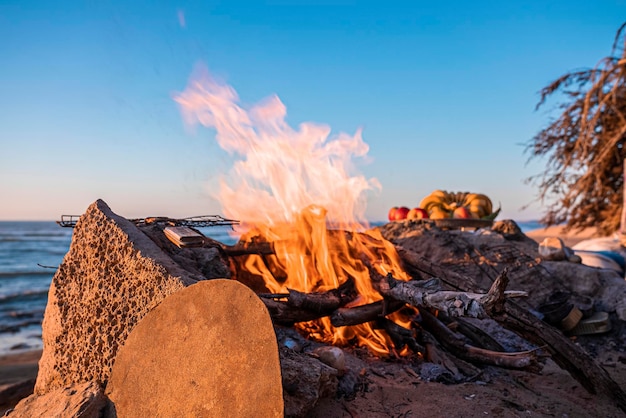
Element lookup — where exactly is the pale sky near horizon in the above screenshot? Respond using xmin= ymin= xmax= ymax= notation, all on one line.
xmin=1 ymin=1 xmax=624 ymax=222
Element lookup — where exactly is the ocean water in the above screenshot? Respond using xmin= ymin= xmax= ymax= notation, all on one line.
xmin=0 ymin=221 xmax=238 ymax=355
xmin=0 ymin=220 xmax=541 ymax=356
xmin=0 ymin=222 xmax=72 ymax=354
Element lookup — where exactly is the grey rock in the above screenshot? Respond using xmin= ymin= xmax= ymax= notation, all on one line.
xmin=538 ymin=237 xmax=573 ymax=261
xmin=280 ymin=348 xmax=338 ymax=418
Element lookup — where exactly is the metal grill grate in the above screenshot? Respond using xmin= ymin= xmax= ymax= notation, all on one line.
xmin=57 ymin=214 xmax=239 ymax=228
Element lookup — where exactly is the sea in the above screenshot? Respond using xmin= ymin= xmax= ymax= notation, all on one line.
xmin=0 ymin=219 xmax=542 ymax=356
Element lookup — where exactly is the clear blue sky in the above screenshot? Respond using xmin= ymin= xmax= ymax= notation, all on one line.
xmin=1 ymin=1 xmax=624 ymax=222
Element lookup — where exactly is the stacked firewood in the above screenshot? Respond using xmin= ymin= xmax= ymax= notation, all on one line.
xmin=197 ymin=223 xmax=626 ymax=414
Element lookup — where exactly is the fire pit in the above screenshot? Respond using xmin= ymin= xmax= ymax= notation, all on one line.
xmin=17 ymin=200 xmax=626 ymax=417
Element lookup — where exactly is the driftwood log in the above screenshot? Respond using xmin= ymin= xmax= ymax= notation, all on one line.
xmin=395 ymin=246 xmax=626 ymax=412
xmin=370 ymin=269 xmax=509 ymax=319
xmin=417 ymin=308 xmax=542 ymax=371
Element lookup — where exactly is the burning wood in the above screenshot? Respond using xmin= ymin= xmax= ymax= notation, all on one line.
xmin=282 ymin=279 xmax=356 ymax=311
xmin=257 ymin=279 xmax=358 ymax=326
xmin=374 ymin=317 xmax=424 ymax=354
xmin=330 ymin=300 xmax=405 ymax=327
xmin=219 ymin=231 xmax=541 ymax=373
xmin=245 ymin=239 xmax=541 ymax=371
xmin=371 ymin=271 xmax=509 ymax=319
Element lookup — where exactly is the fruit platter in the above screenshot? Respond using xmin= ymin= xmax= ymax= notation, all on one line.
xmin=388 ymin=190 xmax=500 ymax=230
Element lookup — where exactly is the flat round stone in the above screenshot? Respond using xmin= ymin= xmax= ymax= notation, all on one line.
xmin=106 ymin=279 xmax=283 ymax=417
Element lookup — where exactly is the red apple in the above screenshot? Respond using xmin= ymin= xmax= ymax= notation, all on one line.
xmin=394 ymin=206 xmax=410 ymax=220
xmin=407 ymin=207 xmax=429 ymax=220
xmin=452 ymin=206 xmax=472 ymax=219
xmin=388 ymin=207 xmax=399 ymax=222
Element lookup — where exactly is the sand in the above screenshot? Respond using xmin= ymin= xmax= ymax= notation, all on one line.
xmin=524 ymin=225 xmax=603 ymax=248
xmin=0 ymin=350 xmax=40 ymax=415
xmin=2 ymin=348 xmax=625 ymax=417
xmin=0 ymin=350 xmax=40 ymax=386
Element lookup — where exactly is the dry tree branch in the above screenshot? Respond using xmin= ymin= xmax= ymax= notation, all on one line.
xmin=526 ymin=22 xmax=626 ymax=234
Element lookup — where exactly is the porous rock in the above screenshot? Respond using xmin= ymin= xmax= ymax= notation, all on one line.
xmin=6 ymin=381 xmax=107 ymax=418
xmin=106 ymin=279 xmax=283 ymax=418
xmin=35 ymin=199 xmax=206 ymax=395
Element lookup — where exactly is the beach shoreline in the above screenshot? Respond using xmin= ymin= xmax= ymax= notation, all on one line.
xmin=0 ymin=349 xmax=40 ymax=383
xmin=0 ymin=349 xmax=40 ymax=415
xmin=524 ymin=225 xmax=603 ymax=248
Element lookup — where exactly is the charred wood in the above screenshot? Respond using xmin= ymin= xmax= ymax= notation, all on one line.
xmin=374 ymin=317 xmax=424 ymax=353
xmin=222 ymin=241 xmax=276 ymax=256
xmin=421 ymin=331 xmax=480 ymax=381
xmin=418 ymin=309 xmax=543 ymax=372
xmin=369 ymin=266 xmax=509 ymax=319
xmin=259 ymin=280 xmax=357 ymax=325
xmin=287 ymin=279 xmax=357 ymax=312
xmin=330 ymin=300 xmax=405 ymax=327
xmin=437 ymin=312 xmax=505 ymax=353
xmin=396 ymin=245 xmax=626 ymax=413
xmin=262 ymin=299 xmax=328 ymax=326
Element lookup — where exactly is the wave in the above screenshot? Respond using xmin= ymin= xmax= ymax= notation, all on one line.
xmin=0 ymin=270 xmax=55 ymax=279
xmin=0 ymin=236 xmax=72 ymax=244
xmin=516 ymin=220 xmax=544 ymax=232
xmin=0 ymin=318 xmax=44 ymax=334
xmin=197 ymin=227 xmax=240 ymax=246
xmin=0 ymin=231 xmax=71 ymax=238
xmin=0 ymin=246 xmax=68 ymax=255
xmin=0 ymin=289 xmax=49 ymax=303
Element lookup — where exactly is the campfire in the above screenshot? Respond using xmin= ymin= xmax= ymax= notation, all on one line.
xmin=173 ymin=66 xmax=409 ymax=355
xmin=173 ymin=67 xmax=517 ymax=360
xmin=232 ymin=206 xmax=417 ymax=357
xmin=168 ymin=67 xmax=626 ymax=416
xmin=40 ymin=201 xmax=626 ymax=417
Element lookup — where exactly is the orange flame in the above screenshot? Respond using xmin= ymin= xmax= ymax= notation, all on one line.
xmin=175 ymin=66 xmax=414 ymax=355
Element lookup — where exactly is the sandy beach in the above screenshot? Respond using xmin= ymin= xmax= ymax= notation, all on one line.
xmin=0 ymin=350 xmax=40 ymax=386
xmin=524 ymin=225 xmax=603 ymax=248
xmin=0 ymin=350 xmax=40 ymax=414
